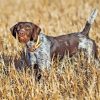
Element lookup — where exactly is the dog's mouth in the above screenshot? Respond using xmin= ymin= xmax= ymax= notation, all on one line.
xmin=17 ymin=32 xmax=29 ymax=43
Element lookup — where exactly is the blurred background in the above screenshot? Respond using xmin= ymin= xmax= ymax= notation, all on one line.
xmin=0 ymin=1 xmax=100 ymax=99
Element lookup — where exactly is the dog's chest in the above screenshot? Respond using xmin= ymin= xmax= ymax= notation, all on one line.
xmin=32 ymin=34 xmax=51 ymax=69
xmin=35 ymin=41 xmax=51 ymax=60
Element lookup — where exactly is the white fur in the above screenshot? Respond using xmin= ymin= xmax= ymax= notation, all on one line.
xmin=87 ymin=9 xmax=98 ymax=24
xmin=78 ymin=34 xmax=94 ymax=63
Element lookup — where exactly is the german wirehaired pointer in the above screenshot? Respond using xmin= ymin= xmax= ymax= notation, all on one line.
xmin=10 ymin=9 xmax=99 ymax=72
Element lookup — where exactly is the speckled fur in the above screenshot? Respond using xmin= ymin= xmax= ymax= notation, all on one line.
xmin=26 ymin=33 xmax=51 ymax=71
xmin=78 ymin=34 xmax=95 ymax=63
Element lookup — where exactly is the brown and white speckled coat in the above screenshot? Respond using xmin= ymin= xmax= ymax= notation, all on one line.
xmin=10 ymin=9 xmax=99 ymax=74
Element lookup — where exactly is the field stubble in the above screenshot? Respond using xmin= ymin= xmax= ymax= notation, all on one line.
xmin=0 ymin=0 xmax=100 ymax=99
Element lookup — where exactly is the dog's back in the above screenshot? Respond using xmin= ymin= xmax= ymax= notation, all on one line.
xmin=47 ymin=9 xmax=98 ymax=59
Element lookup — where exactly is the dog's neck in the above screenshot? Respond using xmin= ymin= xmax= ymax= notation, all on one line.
xmin=39 ymin=33 xmax=51 ymax=48
xmin=26 ymin=33 xmax=50 ymax=51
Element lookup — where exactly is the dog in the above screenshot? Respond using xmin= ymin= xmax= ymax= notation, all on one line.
xmin=10 ymin=9 xmax=99 ymax=77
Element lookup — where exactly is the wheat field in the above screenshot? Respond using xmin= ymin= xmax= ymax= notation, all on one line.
xmin=0 ymin=0 xmax=100 ymax=100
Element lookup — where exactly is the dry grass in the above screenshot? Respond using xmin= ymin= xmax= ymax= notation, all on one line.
xmin=0 ymin=0 xmax=100 ymax=99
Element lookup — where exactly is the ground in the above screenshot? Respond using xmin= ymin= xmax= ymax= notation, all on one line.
xmin=0 ymin=0 xmax=100 ymax=99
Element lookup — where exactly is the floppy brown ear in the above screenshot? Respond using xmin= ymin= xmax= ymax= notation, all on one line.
xmin=31 ymin=24 xmax=41 ymax=42
xmin=10 ymin=24 xmax=17 ymax=38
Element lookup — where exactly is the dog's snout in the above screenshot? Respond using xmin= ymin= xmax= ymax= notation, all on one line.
xmin=19 ymin=30 xmax=24 ymax=34
xmin=19 ymin=29 xmax=25 ymax=35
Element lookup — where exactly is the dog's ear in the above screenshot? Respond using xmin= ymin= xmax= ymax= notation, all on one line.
xmin=10 ymin=24 xmax=17 ymax=38
xmin=31 ymin=23 xmax=41 ymax=42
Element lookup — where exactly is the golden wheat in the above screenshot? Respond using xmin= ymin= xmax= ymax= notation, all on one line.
xmin=0 ymin=0 xmax=100 ymax=99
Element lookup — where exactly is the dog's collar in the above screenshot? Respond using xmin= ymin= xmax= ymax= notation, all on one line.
xmin=27 ymin=36 xmax=42 ymax=52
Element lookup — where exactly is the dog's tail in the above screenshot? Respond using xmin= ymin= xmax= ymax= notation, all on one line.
xmin=81 ymin=9 xmax=98 ymax=36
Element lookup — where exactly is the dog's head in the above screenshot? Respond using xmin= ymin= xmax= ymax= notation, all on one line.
xmin=10 ymin=22 xmax=41 ymax=43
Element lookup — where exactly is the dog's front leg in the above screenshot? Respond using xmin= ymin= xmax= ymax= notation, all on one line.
xmin=25 ymin=51 xmax=42 ymax=81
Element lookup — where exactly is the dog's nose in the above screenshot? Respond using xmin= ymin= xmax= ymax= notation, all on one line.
xmin=19 ymin=29 xmax=25 ymax=35
xmin=19 ymin=31 xmax=24 ymax=35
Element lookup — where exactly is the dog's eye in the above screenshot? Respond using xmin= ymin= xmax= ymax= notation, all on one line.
xmin=25 ymin=26 xmax=31 ymax=30
xmin=17 ymin=27 xmax=20 ymax=31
